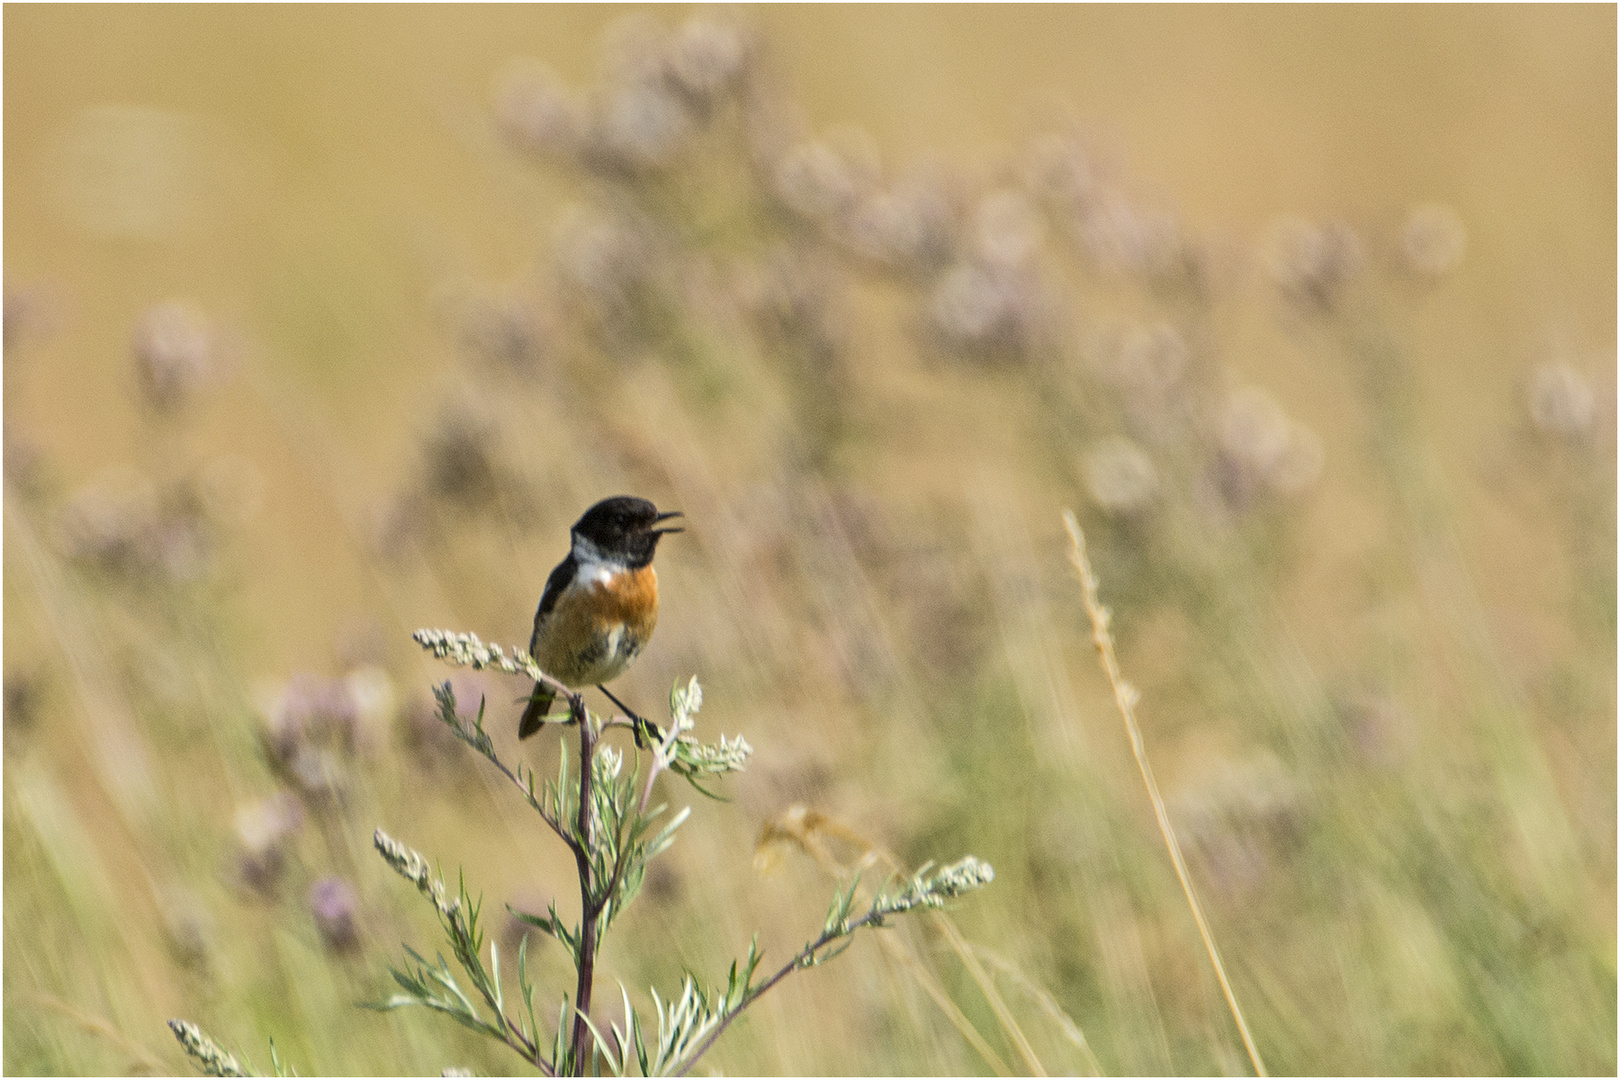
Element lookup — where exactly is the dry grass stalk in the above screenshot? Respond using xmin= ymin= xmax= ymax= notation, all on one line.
xmin=966 ymin=944 xmax=1106 ymax=1077
xmin=1062 ymin=510 xmax=1268 ymax=1078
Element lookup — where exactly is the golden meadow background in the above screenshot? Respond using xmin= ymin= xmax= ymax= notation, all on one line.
xmin=4 ymin=5 xmax=1615 ymax=1075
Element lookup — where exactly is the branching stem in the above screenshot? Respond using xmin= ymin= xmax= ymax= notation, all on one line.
xmin=475 ymin=725 xmax=583 ymax=860
xmin=674 ymin=907 xmax=885 ymax=1077
xmin=570 ymin=693 xmax=599 ymax=1075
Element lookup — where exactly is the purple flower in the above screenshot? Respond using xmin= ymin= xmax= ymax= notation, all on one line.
xmin=308 ymin=876 xmax=360 ymax=953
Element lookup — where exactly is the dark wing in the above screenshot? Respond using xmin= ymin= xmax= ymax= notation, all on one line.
xmin=522 ymin=553 xmax=577 ymax=739
xmin=530 ymin=554 xmax=577 ymax=647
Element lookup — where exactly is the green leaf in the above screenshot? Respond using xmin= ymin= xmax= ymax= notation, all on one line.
xmin=576 ymin=1010 xmax=621 ymax=1076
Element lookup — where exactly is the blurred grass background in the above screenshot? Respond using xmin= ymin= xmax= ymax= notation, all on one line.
xmin=4 ymin=5 xmax=1615 ymax=1075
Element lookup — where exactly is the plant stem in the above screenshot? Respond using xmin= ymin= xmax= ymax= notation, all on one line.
xmin=675 ymin=908 xmax=886 ymax=1077
xmin=570 ymin=693 xmax=599 ymax=1075
xmin=459 ymin=719 xmax=581 ymax=858
xmin=1064 ymin=511 xmax=1267 ymax=1078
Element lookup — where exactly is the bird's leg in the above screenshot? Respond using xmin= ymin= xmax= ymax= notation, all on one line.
xmin=596 ymin=685 xmax=664 ymax=749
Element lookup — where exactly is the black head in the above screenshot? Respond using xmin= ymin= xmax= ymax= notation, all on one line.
xmin=571 ymin=495 xmax=682 ymax=566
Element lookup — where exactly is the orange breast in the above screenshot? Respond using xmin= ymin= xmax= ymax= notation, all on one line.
xmin=532 ymin=566 xmax=659 ymax=687
xmin=593 ymin=565 xmax=660 ymax=638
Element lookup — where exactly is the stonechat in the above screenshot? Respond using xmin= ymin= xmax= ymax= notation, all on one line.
xmin=519 ymin=495 xmax=682 ymax=739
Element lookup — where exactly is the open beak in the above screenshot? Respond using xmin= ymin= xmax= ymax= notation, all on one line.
xmin=653 ymin=510 xmax=684 ymax=535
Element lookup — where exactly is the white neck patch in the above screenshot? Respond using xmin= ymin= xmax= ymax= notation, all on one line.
xmin=572 ymin=533 xmax=625 ymax=585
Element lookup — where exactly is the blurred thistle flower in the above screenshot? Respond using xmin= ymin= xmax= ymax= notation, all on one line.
xmin=52 ymin=470 xmax=219 ymax=581
xmin=664 ymin=17 xmax=754 ymax=113
xmin=1103 ymin=322 xmax=1196 ymax=443
xmin=589 ymin=75 xmax=696 ymax=174
xmin=1083 ymin=437 xmax=1160 ymax=517
xmin=1023 ymin=131 xmax=1098 ymax=218
xmin=458 ymin=293 xmax=549 ymax=375
xmin=261 ymin=674 xmax=363 ymax=804
xmin=556 ymin=207 xmax=668 ymax=343
xmin=288 ymin=747 xmax=350 ymax=805
xmin=1398 ymin=202 xmax=1467 ymax=279
xmin=423 ymin=404 xmax=503 ymax=509
xmin=1263 ymin=216 xmax=1363 ymax=312
xmin=399 ymin=693 xmax=464 ymax=773
xmin=743 ymin=246 xmax=848 ymax=369
xmin=772 ymin=139 xmax=869 ymax=227
xmin=263 ymin=673 xmax=361 ymax=761
xmin=57 ymin=469 xmax=161 ymax=573
xmin=1215 ymin=386 xmax=1324 ymax=507
xmin=1526 ymin=361 xmax=1595 ymax=439
xmin=158 ymin=884 xmax=215 ymax=969
xmin=929 ymin=259 xmax=1042 ymax=363
xmin=494 ymin=60 xmax=584 ymax=161
xmin=4 ymin=669 xmax=45 ymax=743
xmin=308 ymin=876 xmax=361 ymax=954
xmin=132 ymin=299 xmax=214 ymax=412
xmin=1079 ymin=193 xmax=1189 ymax=283
xmin=1171 ymin=752 xmax=1303 ymax=897
xmin=972 ymin=189 xmax=1045 ymax=270
xmin=235 ymin=791 xmax=304 ymax=896
xmin=845 ymin=172 xmax=958 ymax=274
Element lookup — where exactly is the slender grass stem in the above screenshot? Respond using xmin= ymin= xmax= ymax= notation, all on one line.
xmin=931 ymin=912 xmax=1046 ymax=1077
xmin=1063 ymin=511 xmax=1267 ymax=1078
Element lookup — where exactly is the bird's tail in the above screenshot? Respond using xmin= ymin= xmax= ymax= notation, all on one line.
xmin=518 ymin=683 xmax=556 ymax=739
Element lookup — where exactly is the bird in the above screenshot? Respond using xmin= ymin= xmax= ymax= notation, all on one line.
xmin=519 ymin=495 xmax=683 ymax=740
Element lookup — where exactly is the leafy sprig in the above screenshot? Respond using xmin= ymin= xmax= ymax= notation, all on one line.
xmin=606 ymin=859 xmax=998 ymax=1078
xmin=371 ymin=829 xmax=554 ymax=1073
xmin=175 ymin=629 xmax=992 ymax=1076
